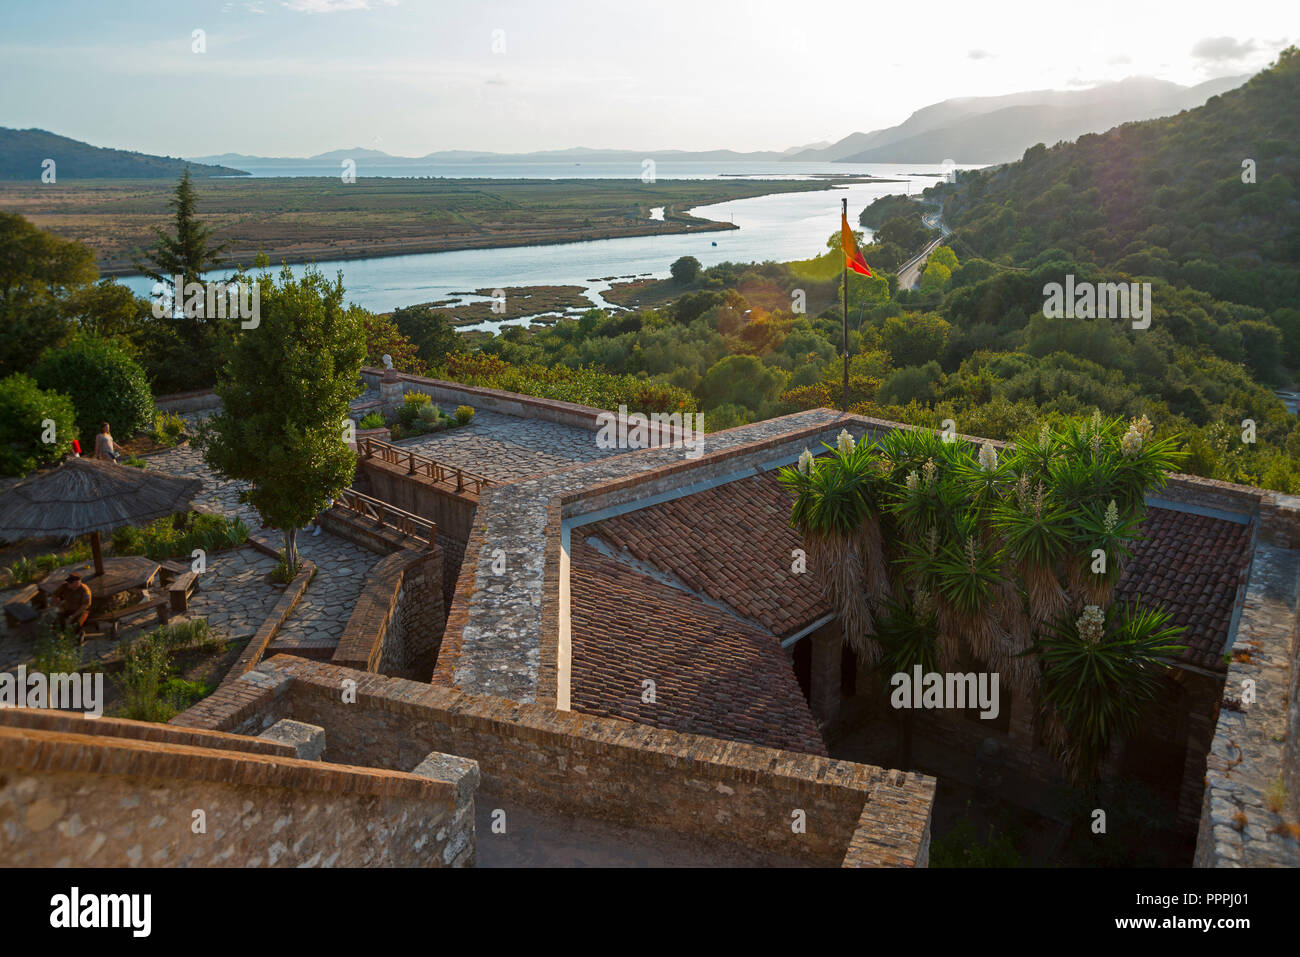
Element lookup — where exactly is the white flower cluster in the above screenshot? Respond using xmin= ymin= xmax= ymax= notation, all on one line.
xmin=1103 ymin=499 xmax=1119 ymax=533
xmin=978 ymin=441 xmax=998 ymax=472
xmin=905 ymin=470 xmax=919 ymax=492
xmin=922 ymin=457 xmax=937 ymax=486
xmin=1121 ymin=415 xmax=1154 ymax=458
xmin=1077 ymin=605 xmax=1105 ymax=645
xmin=797 ymin=448 xmax=814 ymax=476
xmin=837 ymin=428 xmax=856 ymax=455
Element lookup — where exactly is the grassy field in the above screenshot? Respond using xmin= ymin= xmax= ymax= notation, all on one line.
xmin=0 ymin=175 xmax=871 ymax=275
xmin=420 ymin=285 xmax=592 ymax=325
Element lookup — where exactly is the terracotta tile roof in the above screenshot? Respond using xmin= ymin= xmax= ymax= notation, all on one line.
xmin=1115 ymin=506 xmax=1252 ymax=672
xmin=589 ymin=472 xmax=829 ymax=639
xmin=568 ymin=536 xmax=827 ymax=757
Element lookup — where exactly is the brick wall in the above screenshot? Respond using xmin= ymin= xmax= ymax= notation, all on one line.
xmin=320 ymin=508 xmax=446 ymax=679
xmin=0 ymin=710 xmax=478 ymax=867
xmin=180 ymin=656 xmax=936 ymax=867
xmin=333 ymin=545 xmax=444 ymax=679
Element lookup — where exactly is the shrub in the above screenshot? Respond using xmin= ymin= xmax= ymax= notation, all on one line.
xmin=415 ymin=402 xmax=443 ymax=431
xmin=160 ymin=677 xmax=212 ymax=712
xmin=109 ymin=513 xmax=247 ymax=561
xmin=0 ymin=374 xmax=77 ymax=476
xmin=358 ymin=411 xmax=385 ymax=430
xmin=114 ymin=631 xmax=174 ymax=722
xmin=33 ymin=337 xmax=154 ymax=446
xmin=930 ymin=815 xmax=1022 ymax=868
xmin=150 ymin=411 xmax=187 ymax=445
xmin=454 ymin=404 xmax=475 ymax=425
xmin=32 ymin=621 xmax=82 ymax=675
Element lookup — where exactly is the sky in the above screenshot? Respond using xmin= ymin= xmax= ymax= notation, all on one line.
xmin=0 ymin=0 xmax=1292 ymax=157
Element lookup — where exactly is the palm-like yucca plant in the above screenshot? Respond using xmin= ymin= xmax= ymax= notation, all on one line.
xmin=779 ymin=432 xmax=884 ymax=663
xmin=1036 ymin=600 xmax=1186 ymax=785
xmin=991 ymin=476 xmax=1076 ymax=629
xmin=931 ymin=512 xmax=1008 ymax=666
xmin=1068 ymin=499 xmax=1142 ymax=609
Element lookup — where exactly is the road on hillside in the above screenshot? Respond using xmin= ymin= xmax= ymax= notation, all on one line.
xmin=897 ymin=207 xmax=953 ymax=290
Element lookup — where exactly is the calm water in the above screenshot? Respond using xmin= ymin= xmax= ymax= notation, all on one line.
xmin=121 ymin=163 xmax=967 ymax=323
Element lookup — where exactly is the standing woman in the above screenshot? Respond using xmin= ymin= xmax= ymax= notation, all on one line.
xmin=94 ymin=422 xmax=120 ymax=462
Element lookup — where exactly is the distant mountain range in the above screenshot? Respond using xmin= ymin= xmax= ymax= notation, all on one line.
xmin=796 ymin=75 xmax=1250 ymax=165
xmin=0 ymin=128 xmax=247 ymax=179
xmin=190 ymin=75 xmax=1248 ymax=169
xmin=0 ymin=75 xmax=1251 ymax=181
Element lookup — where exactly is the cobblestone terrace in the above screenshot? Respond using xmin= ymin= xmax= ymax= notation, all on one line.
xmin=396 ymin=410 xmax=620 ymax=485
xmin=148 ymin=415 xmax=381 ymax=656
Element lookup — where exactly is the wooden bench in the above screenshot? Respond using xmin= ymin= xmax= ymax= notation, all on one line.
xmin=158 ymin=560 xmax=190 ymax=585
xmin=3 ymin=585 xmax=41 ymax=629
xmin=89 ymin=596 xmax=170 ymax=640
xmin=168 ymin=572 xmax=200 ymax=612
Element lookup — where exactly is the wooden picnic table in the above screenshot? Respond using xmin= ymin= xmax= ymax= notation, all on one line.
xmin=36 ymin=556 xmax=163 ymax=609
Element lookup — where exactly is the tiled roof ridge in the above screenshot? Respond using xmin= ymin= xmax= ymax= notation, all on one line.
xmin=583 ymin=532 xmax=780 ymax=640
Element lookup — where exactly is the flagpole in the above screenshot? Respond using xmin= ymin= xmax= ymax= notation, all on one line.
xmin=841 ymin=196 xmax=849 ymax=412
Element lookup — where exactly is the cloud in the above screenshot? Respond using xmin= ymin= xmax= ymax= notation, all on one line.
xmin=282 ymin=0 xmax=397 ymax=12
xmin=1107 ymin=54 xmax=1130 ymax=65
xmin=1190 ymin=36 xmax=1258 ymax=62
xmin=966 ymin=49 xmax=995 ymax=60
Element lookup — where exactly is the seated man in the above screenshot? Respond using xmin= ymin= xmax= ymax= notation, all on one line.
xmin=53 ymin=573 xmax=94 ymax=642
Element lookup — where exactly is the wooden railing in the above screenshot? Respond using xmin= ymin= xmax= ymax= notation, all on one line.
xmin=335 ymin=488 xmax=437 ymax=548
xmin=356 ymin=437 xmax=492 ymax=496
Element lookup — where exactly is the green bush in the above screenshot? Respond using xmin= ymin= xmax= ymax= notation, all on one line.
xmin=33 ymin=337 xmax=154 ymax=447
xmin=415 ymin=402 xmax=443 ymax=431
xmin=32 ymin=621 xmax=82 ymax=675
xmin=0 ymin=374 xmax=77 ymax=476
xmin=454 ymin=405 xmax=475 ymax=425
xmin=150 ymin=411 xmax=187 ymax=445
xmin=109 ymin=513 xmax=248 ymax=561
xmin=930 ymin=815 xmax=1022 ymax=867
xmin=358 ymin=411 xmax=385 ymax=429
xmin=114 ymin=631 xmax=174 ymax=722
xmin=160 ymin=677 xmax=213 ymax=712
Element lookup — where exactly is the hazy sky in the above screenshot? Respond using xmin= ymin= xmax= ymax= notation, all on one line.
xmin=0 ymin=0 xmax=1291 ymax=157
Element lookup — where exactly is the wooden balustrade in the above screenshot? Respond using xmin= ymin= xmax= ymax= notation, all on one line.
xmin=334 ymin=488 xmax=437 ymax=548
xmin=357 ymin=437 xmax=491 ymax=496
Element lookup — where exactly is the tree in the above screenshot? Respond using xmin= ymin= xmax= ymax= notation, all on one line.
xmin=696 ymin=354 xmax=786 ymax=411
xmin=198 ymin=268 xmax=366 ymax=572
xmin=0 ymin=213 xmax=97 ymax=377
xmin=0 ymin=374 xmax=77 ymax=476
xmin=929 ymin=245 xmax=959 ymax=270
xmin=34 ymin=336 xmax=154 ymax=446
xmin=360 ymin=306 xmax=425 ymax=374
xmin=133 ymin=169 xmax=229 ymax=331
xmin=670 ymin=255 xmax=701 ymax=284
xmin=883 ymin=313 xmax=951 ymax=367
xmin=919 ymin=261 xmax=952 ymax=294
xmin=391 ymin=303 xmax=459 ymax=366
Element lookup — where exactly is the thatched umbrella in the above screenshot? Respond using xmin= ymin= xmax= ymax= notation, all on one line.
xmin=0 ymin=458 xmax=203 ymax=576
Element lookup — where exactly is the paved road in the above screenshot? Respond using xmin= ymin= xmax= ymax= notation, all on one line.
xmin=898 ymin=206 xmax=953 ymax=290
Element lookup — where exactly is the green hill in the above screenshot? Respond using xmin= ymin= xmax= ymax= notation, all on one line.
xmin=939 ymin=48 xmax=1299 ymax=314
xmin=0 ymin=128 xmax=248 ymax=180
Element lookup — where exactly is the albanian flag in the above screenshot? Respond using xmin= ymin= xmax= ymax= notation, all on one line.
xmin=841 ymin=211 xmax=873 ymax=277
